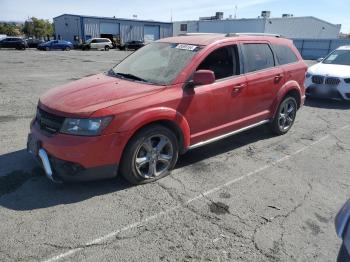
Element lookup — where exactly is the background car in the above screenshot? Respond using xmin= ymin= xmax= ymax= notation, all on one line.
xmin=81 ymin=38 xmax=113 ymax=51
xmin=305 ymin=46 xmax=350 ymax=101
xmin=0 ymin=37 xmax=28 ymax=50
xmin=335 ymin=199 xmax=350 ymax=262
xmin=37 ymin=40 xmax=73 ymax=51
xmin=119 ymin=40 xmax=145 ymax=51
xmin=26 ymin=38 xmax=45 ymax=48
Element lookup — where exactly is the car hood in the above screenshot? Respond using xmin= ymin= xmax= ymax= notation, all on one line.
xmin=308 ymin=63 xmax=350 ymax=78
xmin=39 ymin=73 xmax=165 ymax=117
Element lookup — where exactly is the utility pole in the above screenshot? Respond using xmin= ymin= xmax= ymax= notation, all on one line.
xmin=234 ymin=5 xmax=238 ymax=19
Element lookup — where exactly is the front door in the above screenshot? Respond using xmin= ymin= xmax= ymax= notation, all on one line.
xmin=183 ymin=45 xmax=248 ymax=144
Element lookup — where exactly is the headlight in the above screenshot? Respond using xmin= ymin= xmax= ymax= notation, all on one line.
xmin=60 ymin=116 xmax=113 ymax=136
xmin=306 ymin=72 xmax=312 ymax=78
xmin=344 ymin=78 xmax=350 ymax=84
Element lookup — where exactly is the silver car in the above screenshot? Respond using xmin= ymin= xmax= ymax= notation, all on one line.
xmin=82 ymin=38 xmax=113 ymax=51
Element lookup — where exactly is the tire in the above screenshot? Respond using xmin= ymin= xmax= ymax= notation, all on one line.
xmin=270 ymin=96 xmax=298 ymax=135
xmin=65 ymin=47 xmax=71 ymax=51
xmin=120 ymin=125 xmax=179 ymax=185
xmin=45 ymin=47 xmax=50 ymax=51
xmin=104 ymin=45 xmax=110 ymax=51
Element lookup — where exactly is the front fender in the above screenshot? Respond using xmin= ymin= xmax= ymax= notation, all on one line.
xmin=271 ymin=80 xmax=303 ymax=118
xmin=117 ymin=107 xmax=191 ymax=150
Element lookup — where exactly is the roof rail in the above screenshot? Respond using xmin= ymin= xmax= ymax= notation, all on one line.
xmin=226 ymin=32 xmax=282 ymax=38
xmin=178 ymin=33 xmax=222 ymax=36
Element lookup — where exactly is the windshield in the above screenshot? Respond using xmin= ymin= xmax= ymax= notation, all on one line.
xmin=322 ymin=49 xmax=350 ymax=66
xmin=111 ymin=42 xmax=201 ymax=85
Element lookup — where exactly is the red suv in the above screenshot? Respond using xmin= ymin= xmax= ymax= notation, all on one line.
xmin=27 ymin=33 xmax=307 ymax=184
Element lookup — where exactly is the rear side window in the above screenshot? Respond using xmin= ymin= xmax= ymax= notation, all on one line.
xmin=241 ymin=43 xmax=275 ymax=73
xmin=272 ymin=44 xmax=298 ymax=65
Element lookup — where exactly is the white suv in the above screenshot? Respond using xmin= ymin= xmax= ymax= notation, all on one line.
xmin=305 ymin=46 xmax=350 ymax=100
xmin=82 ymin=38 xmax=113 ymax=51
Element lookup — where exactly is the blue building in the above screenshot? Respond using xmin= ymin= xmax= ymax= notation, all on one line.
xmin=53 ymin=14 xmax=173 ymax=45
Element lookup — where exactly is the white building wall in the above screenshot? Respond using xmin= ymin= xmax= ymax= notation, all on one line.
xmin=198 ymin=19 xmax=265 ymax=34
xmin=173 ymin=17 xmax=341 ymax=39
xmin=264 ymin=17 xmax=341 ymax=39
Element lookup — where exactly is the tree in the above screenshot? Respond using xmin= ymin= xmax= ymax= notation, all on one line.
xmin=23 ymin=17 xmax=53 ymax=38
xmin=0 ymin=23 xmax=22 ymax=36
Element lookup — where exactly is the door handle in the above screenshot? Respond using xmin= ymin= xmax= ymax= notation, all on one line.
xmin=232 ymin=84 xmax=246 ymax=94
xmin=274 ymin=74 xmax=283 ymax=82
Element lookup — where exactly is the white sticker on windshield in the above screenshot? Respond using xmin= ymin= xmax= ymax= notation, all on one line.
xmin=175 ymin=44 xmax=198 ymax=51
xmin=327 ymin=54 xmax=338 ymax=61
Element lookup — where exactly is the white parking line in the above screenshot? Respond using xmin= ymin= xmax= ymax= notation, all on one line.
xmin=43 ymin=124 xmax=350 ymax=262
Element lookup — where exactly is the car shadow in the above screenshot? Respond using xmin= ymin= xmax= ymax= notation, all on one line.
xmin=304 ymin=97 xmax=350 ymax=110
xmin=0 ymin=125 xmax=274 ymax=211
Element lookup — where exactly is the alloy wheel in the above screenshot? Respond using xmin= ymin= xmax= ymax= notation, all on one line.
xmin=278 ymin=99 xmax=296 ymax=131
xmin=134 ymin=134 xmax=174 ymax=179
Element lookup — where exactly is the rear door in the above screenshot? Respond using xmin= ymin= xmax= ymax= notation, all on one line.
xmin=272 ymin=44 xmax=305 ymax=90
xmin=239 ymin=42 xmax=284 ymax=120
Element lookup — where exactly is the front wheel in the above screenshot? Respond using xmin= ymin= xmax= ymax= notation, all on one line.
xmin=120 ymin=125 xmax=179 ymax=185
xmin=45 ymin=47 xmax=50 ymax=51
xmin=104 ymin=46 xmax=110 ymax=51
xmin=270 ymin=96 xmax=297 ymax=135
xmin=65 ymin=47 xmax=71 ymax=51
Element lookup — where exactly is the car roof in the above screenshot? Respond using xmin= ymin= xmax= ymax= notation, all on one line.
xmin=158 ymin=33 xmax=292 ymax=46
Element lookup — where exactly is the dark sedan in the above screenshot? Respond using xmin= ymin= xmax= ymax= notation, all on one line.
xmin=37 ymin=40 xmax=74 ymax=51
xmin=120 ymin=40 xmax=145 ymax=51
xmin=26 ymin=38 xmax=45 ymax=48
xmin=0 ymin=37 xmax=28 ymax=50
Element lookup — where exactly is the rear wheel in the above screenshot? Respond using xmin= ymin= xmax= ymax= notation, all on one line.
xmin=120 ymin=125 xmax=179 ymax=185
xmin=270 ymin=96 xmax=297 ymax=135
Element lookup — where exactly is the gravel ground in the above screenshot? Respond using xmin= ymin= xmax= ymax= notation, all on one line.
xmin=0 ymin=49 xmax=349 ymax=262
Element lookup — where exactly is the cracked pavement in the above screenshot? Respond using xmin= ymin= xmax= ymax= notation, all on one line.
xmin=0 ymin=50 xmax=350 ymax=261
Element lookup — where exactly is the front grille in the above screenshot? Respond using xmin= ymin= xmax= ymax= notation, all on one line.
xmin=36 ymin=108 xmax=65 ymax=134
xmin=325 ymin=77 xmax=340 ymax=85
xmin=312 ymin=75 xmax=324 ymax=84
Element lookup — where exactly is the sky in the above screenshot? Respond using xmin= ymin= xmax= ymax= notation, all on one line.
xmin=0 ymin=0 xmax=349 ymax=33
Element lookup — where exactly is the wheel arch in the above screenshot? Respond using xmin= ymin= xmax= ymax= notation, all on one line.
xmin=272 ymin=80 xmax=302 ymax=118
xmin=117 ymin=107 xmax=191 ymax=154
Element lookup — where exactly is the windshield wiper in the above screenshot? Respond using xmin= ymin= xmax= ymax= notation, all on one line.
xmin=114 ymin=72 xmax=149 ymax=83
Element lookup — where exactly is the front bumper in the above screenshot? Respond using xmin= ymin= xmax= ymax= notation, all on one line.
xmin=28 ymin=121 xmax=131 ymax=182
xmin=305 ymin=77 xmax=350 ymax=101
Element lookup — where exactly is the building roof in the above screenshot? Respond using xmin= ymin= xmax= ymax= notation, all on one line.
xmin=53 ymin=14 xmax=172 ymax=25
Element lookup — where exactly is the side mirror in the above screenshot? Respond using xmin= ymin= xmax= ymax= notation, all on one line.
xmin=317 ymin=57 xmax=324 ymax=63
xmin=193 ymin=70 xmax=215 ymax=86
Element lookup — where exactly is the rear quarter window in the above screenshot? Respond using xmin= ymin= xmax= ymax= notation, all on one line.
xmin=241 ymin=43 xmax=275 ymax=73
xmin=272 ymin=44 xmax=298 ymax=65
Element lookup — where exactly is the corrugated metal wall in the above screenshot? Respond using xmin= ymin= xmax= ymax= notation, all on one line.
xmin=83 ymin=18 xmax=100 ymax=39
xmin=54 ymin=15 xmax=172 ymax=44
xmin=293 ymin=39 xmax=350 ymax=59
xmin=120 ymin=21 xmax=144 ymax=43
xmin=54 ymin=15 xmax=82 ymax=43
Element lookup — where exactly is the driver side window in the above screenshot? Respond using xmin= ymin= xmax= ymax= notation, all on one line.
xmin=197 ymin=45 xmax=239 ymax=80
